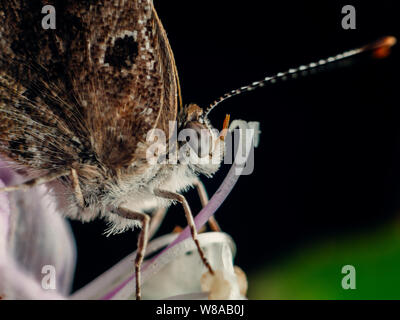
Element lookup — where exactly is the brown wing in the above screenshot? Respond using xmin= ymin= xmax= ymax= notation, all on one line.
xmin=0 ymin=0 xmax=178 ymax=171
xmin=0 ymin=1 xmax=88 ymax=171
xmin=152 ymin=5 xmax=182 ymax=140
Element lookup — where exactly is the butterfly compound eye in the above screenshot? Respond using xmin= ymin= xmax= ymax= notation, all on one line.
xmin=185 ymin=121 xmax=214 ymax=158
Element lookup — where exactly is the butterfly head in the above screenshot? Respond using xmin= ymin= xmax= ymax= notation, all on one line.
xmin=178 ymin=104 xmax=226 ymax=176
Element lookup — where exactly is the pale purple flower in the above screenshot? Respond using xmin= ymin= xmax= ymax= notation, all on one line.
xmin=0 ymin=164 xmax=73 ymax=299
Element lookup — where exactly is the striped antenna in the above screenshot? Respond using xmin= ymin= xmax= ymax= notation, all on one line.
xmin=205 ymin=36 xmax=397 ymax=118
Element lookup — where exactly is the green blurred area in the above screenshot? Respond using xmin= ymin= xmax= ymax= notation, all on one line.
xmin=248 ymin=221 xmax=400 ymax=300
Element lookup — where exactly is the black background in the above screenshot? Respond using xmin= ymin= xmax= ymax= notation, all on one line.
xmin=71 ymin=0 xmax=400 ymax=292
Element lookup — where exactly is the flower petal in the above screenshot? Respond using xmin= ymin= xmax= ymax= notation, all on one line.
xmin=0 ymin=162 xmax=76 ymax=298
xmin=0 ymin=256 xmax=64 ymax=300
xmin=140 ymin=232 xmax=237 ymax=300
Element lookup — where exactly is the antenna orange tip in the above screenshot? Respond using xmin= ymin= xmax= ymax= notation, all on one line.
xmin=364 ymin=36 xmax=397 ymax=59
xmin=382 ymin=36 xmax=397 ymax=48
xmin=365 ymin=36 xmax=397 ymax=50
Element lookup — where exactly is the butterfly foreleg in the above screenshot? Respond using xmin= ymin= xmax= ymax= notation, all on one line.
xmin=70 ymin=168 xmax=84 ymax=208
xmin=112 ymin=207 xmax=150 ymax=301
xmin=154 ymin=189 xmax=215 ymax=276
xmin=148 ymin=207 xmax=168 ymax=240
xmin=0 ymin=169 xmax=70 ymax=193
xmin=0 ymin=167 xmax=86 ymax=211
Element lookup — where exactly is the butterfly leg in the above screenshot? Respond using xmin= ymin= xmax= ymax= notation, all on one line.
xmin=70 ymin=168 xmax=85 ymax=208
xmin=0 ymin=170 xmax=69 ymax=193
xmin=148 ymin=207 xmax=167 ymax=240
xmin=0 ymin=168 xmax=86 ymax=209
xmin=154 ymin=189 xmax=214 ymax=275
xmin=193 ymin=179 xmax=221 ymax=232
xmin=112 ymin=207 xmax=150 ymax=300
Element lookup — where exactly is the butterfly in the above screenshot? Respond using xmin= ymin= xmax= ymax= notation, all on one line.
xmin=0 ymin=0 xmax=230 ymax=299
xmin=0 ymin=0 xmax=395 ymax=299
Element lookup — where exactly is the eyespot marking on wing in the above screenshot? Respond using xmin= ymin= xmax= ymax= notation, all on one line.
xmin=104 ymin=34 xmax=139 ymax=70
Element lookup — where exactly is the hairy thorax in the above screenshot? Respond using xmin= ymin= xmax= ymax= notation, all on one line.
xmin=48 ymin=161 xmax=200 ymax=234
